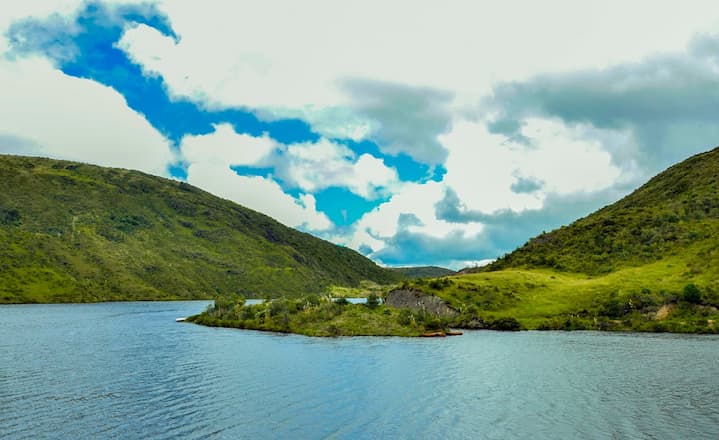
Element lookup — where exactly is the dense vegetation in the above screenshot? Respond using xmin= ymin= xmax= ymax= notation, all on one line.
xmin=0 ymin=155 xmax=401 ymax=303
xmin=188 ymin=295 xmax=449 ymax=337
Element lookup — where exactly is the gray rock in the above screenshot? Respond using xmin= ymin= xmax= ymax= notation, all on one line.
xmin=384 ymin=289 xmax=459 ymax=318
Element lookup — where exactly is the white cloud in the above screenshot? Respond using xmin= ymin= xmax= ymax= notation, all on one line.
xmin=0 ymin=56 xmax=173 ymax=175
xmin=181 ymin=123 xmax=277 ymax=166
xmin=180 ymin=126 xmax=398 ymax=199
xmin=279 ymin=139 xmax=398 ymax=199
xmin=440 ymin=118 xmax=622 ymax=215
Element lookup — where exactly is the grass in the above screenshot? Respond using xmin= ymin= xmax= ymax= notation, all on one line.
xmin=409 ymin=253 xmax=719 ymax=333
xmin=326 ymin=280 xmax=387 ymax=298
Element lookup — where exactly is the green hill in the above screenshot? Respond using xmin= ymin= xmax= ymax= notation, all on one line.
xmin=0 ymin=155 xmax=400 ymax=303
xmin=409 ymin=147 xmax=719 ymax=333
xmin=487 ymin=146 xmax=719 ymax=275
xmin=390 ymin=266 xmax=455 ymax=279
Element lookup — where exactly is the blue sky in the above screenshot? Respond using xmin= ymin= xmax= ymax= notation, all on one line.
xmin=2 ymin=1 xmax=719 ymax=269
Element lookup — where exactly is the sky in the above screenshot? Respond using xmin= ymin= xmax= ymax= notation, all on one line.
xmin=2 ymin=1 xmax=719 ymax=269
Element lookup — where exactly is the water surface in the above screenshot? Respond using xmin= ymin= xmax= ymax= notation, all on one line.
xmin=1 ymin=301 xmax=718 ymax=439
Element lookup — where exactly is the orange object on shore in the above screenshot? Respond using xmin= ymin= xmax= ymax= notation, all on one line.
xmin=420 ymin=331 xmax=446 ymax=337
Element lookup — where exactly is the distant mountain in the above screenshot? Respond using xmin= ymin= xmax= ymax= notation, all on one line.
xmin=391 ymin=266 xmax=455 ymax=279
xmin=0 ymin=155 xmax=401 ymax=303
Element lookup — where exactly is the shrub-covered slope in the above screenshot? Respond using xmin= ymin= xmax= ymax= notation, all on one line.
xmin=0 ymin=155 xmax=400 ymax=303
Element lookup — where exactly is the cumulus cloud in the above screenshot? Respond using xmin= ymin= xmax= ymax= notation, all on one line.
xmin=0 ymin=56 xmax=173 ymax=175
xmin=275 ymin=139 xmax=399 ymax=199
xmin=180 ymin=126 xmax=399 ymax=200
xmin=182 ymin=124 xmax=278 ymax=166
xmin=439 ymin=118 xmax=621 ymax=216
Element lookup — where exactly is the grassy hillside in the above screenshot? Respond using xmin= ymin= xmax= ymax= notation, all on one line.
xmin=0 ymin=155 xmax=400 ymax=303
xmin=487 ymin=146 xmax=719 ymax=275
xmin=414 ymin=147 xmax=719 ymax=333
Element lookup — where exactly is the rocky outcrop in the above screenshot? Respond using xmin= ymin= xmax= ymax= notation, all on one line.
xmin=384 ymin=289 xmax=459 ymax=318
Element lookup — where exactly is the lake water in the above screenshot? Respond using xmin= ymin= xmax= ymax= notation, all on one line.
xmin=1 ymin=301 xmax=718 ymax=439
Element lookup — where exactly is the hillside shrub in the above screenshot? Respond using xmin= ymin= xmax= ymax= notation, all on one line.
xmin=397 ymin=309 xmax=413 ymax=326
xmin=366 ymin=293 xmax=379 ymax=309
xmin=268 ymin=299 xmax=288 ymax=317
xmin=683 ymin=283 xmax=702 ymax=304
xmin=488 ymin=317 xmax=521 ymax=331
xmin=0 ymin=207 xmax=21 ymax=225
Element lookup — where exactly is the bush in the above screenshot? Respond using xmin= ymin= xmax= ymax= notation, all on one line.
xmin=683 ymin=284 xmax=702 ymax=304
xmin=366 ymin=293 xmax=379 ymax=309
xmin=428 ymin=278 xmax=452 ymax=290
xmin=397 ymin=309 xmax=413 ymax=325
xmin=241 ymin=306 xmax=256 ymax=320
xmin=0 ymin=207 xmax=21 ymax=225
xmin=488 ymin=317 xmax=521 ymax=331
xmin=268 ymin=299 xmax=289 ymax=317
xmin=335 ymin=297 xmax=349 ymax=306
xmin=601 ymin=299 xmax=628 ymax=318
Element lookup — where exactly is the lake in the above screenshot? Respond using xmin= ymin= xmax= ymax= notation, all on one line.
xmin=1 ymin=301 xmax=718 ymax=439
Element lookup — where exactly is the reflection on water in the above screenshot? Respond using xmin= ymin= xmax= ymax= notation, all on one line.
xmin=1 ymin=302 xmax=718 ymax=439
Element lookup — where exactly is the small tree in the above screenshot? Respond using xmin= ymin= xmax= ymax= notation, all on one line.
xmin=683 ymin=284 xmax=702 ymax=304
xmin=268 ymin=298 xmax=289 ymax=316
xmin=366 ymin=293 xmax=380 ymax=309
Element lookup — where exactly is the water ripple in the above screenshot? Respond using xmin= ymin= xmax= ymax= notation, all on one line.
xmin=2 ymin=304 xmax=719 ymax=439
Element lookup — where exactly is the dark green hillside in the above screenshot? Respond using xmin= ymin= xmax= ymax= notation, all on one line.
xmin=0 ymin=155 xmax=400 ymax=303
xmin=391 ymin=266 xmax=455 ymax=279
xmin=487 ymin=146 xmax=719 ymax=275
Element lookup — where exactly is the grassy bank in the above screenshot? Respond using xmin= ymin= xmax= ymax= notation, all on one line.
xmin=419 ymin=261 xmax=719 ymax=333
